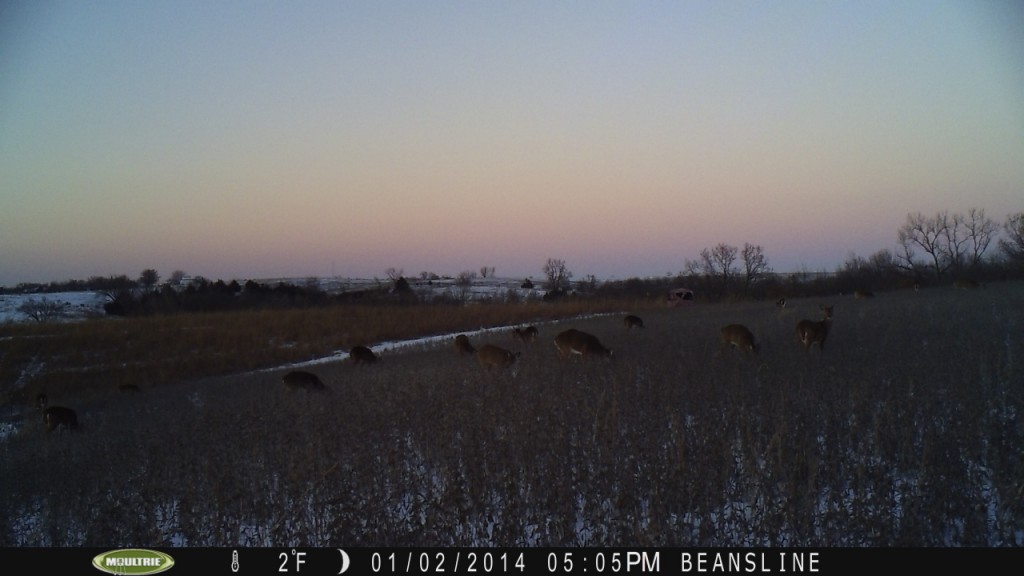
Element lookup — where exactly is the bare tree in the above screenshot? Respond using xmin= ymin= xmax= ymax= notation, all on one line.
xmin=479 ymin=266 xmax=495 ymax=279
xmin=542 ymin=258 xmax=573 ymax=292
xmin=959 ymin=208 xmax=998 ymax=269
xmin=455 ymin=270 xmax=477 ymax=302
xmin=384 ymin=268 xmax=404 ymax=282
xmin=17 ymin=298 xmax=67 ymax=323
xmin=741 ymin=243 xmax=771 ymax=293
xmin=699 ymin=243 xmax=738 ymax=295
xmin=1000 ymin=211 xmax=1024 ymax=264
xmin=897 ymin=211 xmax=954 ymax=280
xmin=138 ymin=269 xmax=160 ymax=290
xmin=897 ymin=209 xmax=999 ymax=279
xmin=868 ymin=249 xmax=894 ymax=274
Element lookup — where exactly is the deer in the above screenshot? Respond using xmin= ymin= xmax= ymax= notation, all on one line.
xmin=720 ymin=324 xmax=758 ymax=353
xmin=853 ymin=289 xmax=875 ymax=299
xmin=282 ymin=370 xmax=329 ymax=392
xmin=623 ymin=315 xmax=645 ymax=330
xmin=476 ymin=344 xmax=520 ymax=370
xmin=512 ymin=326 xmax=539 ymax=344
xmin=796 ymin=305 xmax=834 ymax=351
xmin=776 ymin=297 xmax=787 ymax=309
xmin=454 ymin=334 xmax=476 ymax=355
xmin=349 ymin=345 xmax=379 ymax=365
xmin=554 ymin=329 xmax=613 ymax=361
xmin=37 ymin=393 xmax=79 ymax=432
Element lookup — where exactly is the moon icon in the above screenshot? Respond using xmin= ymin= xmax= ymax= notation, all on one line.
xmin=337 ymin=549 xmax=350 ymax=574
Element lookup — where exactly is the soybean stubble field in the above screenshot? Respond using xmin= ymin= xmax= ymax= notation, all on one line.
xmin=1 ymin=283 xmax=1022 ymax=546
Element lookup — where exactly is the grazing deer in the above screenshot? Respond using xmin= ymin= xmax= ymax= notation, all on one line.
xmin=349 ymin=345 xmax=379 ymax=365
xmin=512 ymin=326 xmax=539 ymax=344
xmin=720 ymin=324 xmax=757 ymax=353
xmin=623 ymin=315 xmax=644 ymax=330
xmin=796 ymin=305 xmax=834 ymax=351
xmin=554 ymin=329 xmax=613 ymax=361
xmin=282 ymin=370 xmax=329 ymax=392
xmin=454 ymin=334 xmax=476 ymax=355
xmin=37 ymin=393 xmax=78 ymax=432
xmin=476 ymin=344 xmax=520 ymax=370
xmin=776 ymin=297 xmax=786 ymax=309
xmin=853 ymin=289 xmax=875 ymax=299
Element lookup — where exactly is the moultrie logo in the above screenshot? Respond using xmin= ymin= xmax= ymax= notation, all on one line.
xmin=92 ymin=549 xmax=175 ymax=575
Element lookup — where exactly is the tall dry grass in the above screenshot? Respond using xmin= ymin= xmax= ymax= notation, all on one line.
xmin=1 ymin=283 xmax=1021 ymax=546
xmin=0 ymin=297 xmax=643 ymax=404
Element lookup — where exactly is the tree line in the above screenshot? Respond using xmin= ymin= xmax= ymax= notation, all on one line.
xmin=4 ymin=208 xmax=1022 ymax=314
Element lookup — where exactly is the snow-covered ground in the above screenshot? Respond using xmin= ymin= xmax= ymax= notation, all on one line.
xmin=0 ymin=292 xmax=109 ymax=324
xmin=0 ymin=277 xmax=547 ymax=325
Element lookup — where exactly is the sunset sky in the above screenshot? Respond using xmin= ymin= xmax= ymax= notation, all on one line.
xmin=2 ymin=1 xmax=1022 ymax=287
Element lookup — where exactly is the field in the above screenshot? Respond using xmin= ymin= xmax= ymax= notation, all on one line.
xmin=1 ymin=283 xmax=1022 ymax=546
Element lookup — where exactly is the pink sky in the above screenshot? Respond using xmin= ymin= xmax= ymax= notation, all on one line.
xmin=2 ymin=1 xmax=1022 ymax=286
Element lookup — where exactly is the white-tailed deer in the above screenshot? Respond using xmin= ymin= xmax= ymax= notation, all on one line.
xmin=623 ymin=315 xmax=644 ymax=330
xmin=349 ymin=345 xmax=379 ymax=365
xmin=796 ymin=305 xmax=834 ymax=351
xmin=512 ymin=326 xmax=539 ymax=344
xmin=118 ymin=383 xmax=141 ymax=393
xmin=554 ymin=329 xmax=613 ymax=361
xmin=720 ymin=324 xmax=757 ymax=353
xmin=776 ymin=297 xmax=786 ymax=309
xmin=37 ymin=393 xmax=78 ymax=432
xmin=476 ymin=344 xmax=520 ymax=370
xmin=853 ymin=289 xmax=875 ymax=299
xmin=454 ymin=334 xmax=476 ymax=355
xmin=282 ymin=370 xmax=329 ymax=392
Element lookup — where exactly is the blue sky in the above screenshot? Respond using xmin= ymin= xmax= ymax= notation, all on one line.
xmin=1 ymin=1 xmax=1022 ymax=286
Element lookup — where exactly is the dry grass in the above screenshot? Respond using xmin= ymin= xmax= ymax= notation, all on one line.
xmin=0 ymin=297 xmax=641 ymax=404
xmin=1 ymin=284 xmax=1021 ymax=546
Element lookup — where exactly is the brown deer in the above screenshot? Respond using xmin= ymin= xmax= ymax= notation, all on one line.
xmin=796 ymin=305 xmax=834 ymax=351
xmin=623 ymin=315 xmax=645 ymax=330
xmin=554 ymin=329 xmax=613 ymax=361
xmin=476 ymin=344 xmax=520 ymax=370
xmin=282 ymin=370 xmax=329 ymax=392
xmin=720 ymin=324 xmax=757 ymax=353
xmin=512 ymin=326 xmax=539 ymax=344
xmin=853 ymin=289 xmax=875 ymax=299
xmin=454 ymin=334 xmax=476 ymax=355
xmin=349 ymin=345 xmax=379 ymax=365
xmin=37 ymin=393 xmax=78 ymax=432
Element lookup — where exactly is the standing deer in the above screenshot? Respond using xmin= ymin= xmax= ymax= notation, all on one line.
xmin=776 ymin=297 xmax=787 ymax=309
xmin=720 ymin=324 xmax=758 ymax=353
xmin=796 ymin=305 xmax=834 ymax=351
xmin=37 ymin=393 xmax=78 ymax=432
xmin=454 ymin=334 xmax=476 ymax=355
xmin=512 ymin=326 xmax=539 ymax=344
xmin=349 ymin=345 xmax=380 ymax=365
xmin=853 ymin=289 xmax=875 ymax=299
xmin=554 ymin=329 xmax=613 ymax=361
xmin=476 ymin=344 xmax=520 ymax=370
xmin=282 ymin=370 xmax=329 ymax=392
xmin=623 ymin=315 xmax=645 ymax=330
